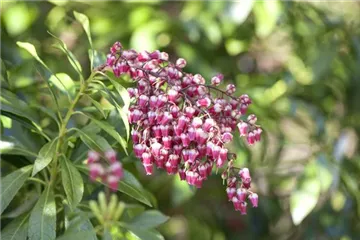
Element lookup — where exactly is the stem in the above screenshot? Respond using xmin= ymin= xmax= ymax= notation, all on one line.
xmin=27 ymin=177 xmax=47 ymax=185
xmin=49 ymin=72 xmax=95 ymax=186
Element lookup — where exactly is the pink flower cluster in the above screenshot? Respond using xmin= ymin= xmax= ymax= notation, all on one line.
xmin=225 ymin=168 xmax=258 ymax=215
xmin=87 ymin=150 xmax=124 ymax=191
xmin=105 ymin=42 xmax=261 ymax=213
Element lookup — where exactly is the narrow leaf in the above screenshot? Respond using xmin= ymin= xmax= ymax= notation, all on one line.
xmin=73 ymin=11 xmax=94 ymax=69
xmin=0 ymin=165 xmax=33 ymax=214
xmin=1 ymin=89 xmax=39 ymax=124
xmin=32 ymin=139 xmax=58 ymax=177
xmin=87 ymin=95 xmax=106 ymax=118
xmin=56 ymin=231 xmax=95 ymax=240
xmin=74 ymin=128 xmax=112 ymax=152
xmin=125 ymin=226 xmax=164 ymax=240
xmin=0 ymin=137 xmax=38 ymax=158
xmin=129 ymin=210 xmax=169 ymax=230
xmin=1 ymin=212 xmax=30 ymax=240
xmin=48 ymin=31 xmax=83 ymax=79
xmin=76 ymin=166 xmax=152 ymax=207
xmin=61 ymin=158 xmax=84 ymax=210
xmin=49 ymin=73 xmax=76 ymax=99
xmin=28 ymin=186 xmax=56 ymax=240
xmin=74 ymin=112 xmax=127 ymax=154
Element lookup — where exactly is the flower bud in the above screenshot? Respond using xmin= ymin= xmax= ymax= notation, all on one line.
xmin=249 ymin=193 xmax=258 ymax=207
xmin=176 ymin=58 xmax=187 ymax=68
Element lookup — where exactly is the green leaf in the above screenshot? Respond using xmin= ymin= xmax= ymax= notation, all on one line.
xmin=32 ymin=139 xmax=58 ymax=177
xmin=0 ymin=136 xmax=38 ymax=158
xmin=1 ymin=212 xmax=30 ymax=240
xmin=0 ymin=89 xmax=40 ymax=124
xmin=47 ymin=31 xmax=83 ymax=80
xmin=61 ymin=158 xmax=84 ymax=210
xmin=74 ymin=112 xmax=127 ymax=155
xmin=1 ymin=58 xmax=9 ymax=83
xmin=63 ymin=208 xmax=96 ymax=240
xmin=73 ymin=11 xmax=94 ymax=69
xmin=89 ymin=49 xmax=106 ymax=69
xmin=28 ymin=186 xmax=56 ymax=240
xmin=76 ymin=166 xmax=152 ymax=207
xmin=125 ymin=226 xmax=164 ymax=240
xmin=87 ymin=95 xmax=106 ymax=118
xmin=117 ymin=181 xmax=152 ymax=207
xmin=128 ymin=210 xmax=169 ymax=230
xmin=75 ymin=128 xmax=112 ymax=152
xmin=0 ymin=165 xmax=33 ymax=214
xmin=99 ymin=72 xmax=131 ymax=140
xmin=290 ymin=161 xmax=321 ymax=225
xmin=16 ymin=42 xmax=48 ymax=68
xmin=56 ymin=232 xmax=96 ymax=240
xmin=49 ymin=73 xmax=76 ymax=100
xmin=16 ymin=41 xmax=61 ymax=114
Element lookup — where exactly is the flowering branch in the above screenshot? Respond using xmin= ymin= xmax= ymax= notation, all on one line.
xmin=102 ymin=42 xmax=261 ymax=214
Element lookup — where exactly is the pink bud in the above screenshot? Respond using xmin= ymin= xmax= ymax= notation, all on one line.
xmin=185 ymin=107 xmax=196 ymax=118
xmin=198 ymin=164 xmax=207 ymax=178
xmin=176 ymin=58 xmax=187 ymax=68
xmin=107 ymin=175 xmax=119 ymax=191
xmin=168 ymin=89 xmax=179 ymax=103
xmin=254 ymin=128 xmax=262 ymax=142
xmin=173 ymin=145 xmax=183 ymax=155
xmin=203 ymin=118 xmax=215 ymax=132
xmin=149 ymin=96 xmax=158 ymax=108
xmin=237 ymin=122 xmax=248 ymax=137
xmin=161 ymin=112 xmax=173 ymax=125
xmin=195 ymin=128 xmax=208 ymax=145
xmin=160 ymin=125 xmax=170 ymax=137
xmin=211 ymin=73 xmax=223 ymax=86
xmin=236 ymin=188 xmax=247 ymax=202
xmin=179 ymin=168 xmax=186 ymax=180
xmin=197 ymin=144 xmax=206 ymax=158
xmin=89 ymin=163 xmax=105 ymax=181
xmin=221 ymin=132 xmax=233 ymax=143
xmin=131 ymin=129 xmax=140 ymax=144
xmin=193 ymin=74 xmax=205 ymax=84
xmin=188 ymin=127 xmax=196 ymax=141
xmin=157 ymin=95 xmax=168 ymax=108
xmin=88 ymin=151 xmax=100 ymax=164
xmin=212 ymin=145 xmax=221 ymax=160
xmin=162 ymin=136 xmax=172 ymax=149
xmin=217 ymin=148 xmax=228 ymax=168
xmin=160 ymin=52 xmax=169 ymax=61
xmin=170 ymin=105 xmax=180 ymax=118
xmin=110 ymin=41 xmax=122 ymax=54
xmin=239 ymin=202 xmax=247 ymax=215
xmin=149 ymin=50 xmax=161 ymax=59
xmin=195 ymin=177 xmax=203 ymax=188
xmin=247 ymin=114 xmax=257 ymax=124
xmin=180 ymin=133 xmax=190 ymax=147
xmin=177 ymin=115 xmax=189 ymax=130
xmin=148 ymin=111 xmax=156 ymax=125
xmin=206 ymin=142 xmax=214 ymax=156
xmin=191 ymin=117 xmax=203 ymax=128
xmin=137 ymin=51 xmax=150 ymax=62
xmin=142 ymin=152 xmax=153 ymax=164
xmin=239 ymin=168 xmax=251 ymax=188
xmin=143 ymin=163 xmax=153 ymax=175
xmin=249 ymin=193 xmax=258 ymax=207
xmin=153 ymin=125 xmax=162 ymax=138
xmin=247 ymin=131 xmax=255 ymax=145
xmin=226 ymin=187 xmax=236 ymax=201
xmin=151 ymin=142 xmax=162 ymax=158
xmin=232 ymin=196 xmax=241 ymax=211
xmin=110 ymin=162 xmax=124 ymax=178
xmin=105 ymin=150 xmax=117 ymax=163
xmin=188 ymin=149 xmax=198 ymax=164
xmin=196 ymin=97 xmax=211 ymax=108
xmin=122 ymin=49 xmax=137 ymax=60
xmin=134 ymin=144 xmax=146 ymax=158
xmin=226 ymin=84 xmax=236 ymax=94
xmin=138 ymin=95 xmax=149 ymax=108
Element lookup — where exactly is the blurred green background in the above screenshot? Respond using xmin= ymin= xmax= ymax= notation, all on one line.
xmin=1 ymin=1 xmax=360 ymax=239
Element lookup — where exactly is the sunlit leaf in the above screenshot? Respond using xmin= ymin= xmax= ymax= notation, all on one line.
xmin=0 ymin=165 xmax=33 ymax=215
xmin=73 ymin=11 xmax=94 ymax=69
xmin=28 ymin=186 xmax=56 ymax=240
xmin=49 ymin=73 xmax=76 ymax=100
xmin=61 ymin=157 xmax=84 ymax=210
xmin=290 ymin=161 xmax=321 ymax=225
xmin=32 ymin=139 xmax=58 ymax=177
